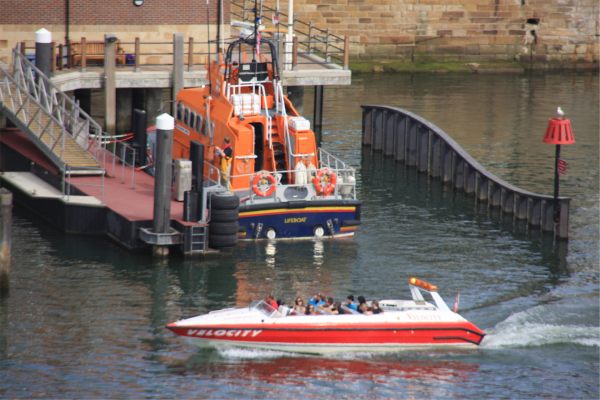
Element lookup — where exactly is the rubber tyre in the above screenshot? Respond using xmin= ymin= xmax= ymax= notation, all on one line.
xmin=209 ymin=233 xmax=238 ymax=248
xmin=210 ymin=208 xmax=239 ymax=223
xmin=209 ymin=221 xmax=239 ymax=235
xmin=210 ymin=192 xmax=240 ymax=210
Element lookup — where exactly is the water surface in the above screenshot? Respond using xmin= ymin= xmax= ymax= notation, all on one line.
xmin=1 ymin=72 xmax=598 ymax=399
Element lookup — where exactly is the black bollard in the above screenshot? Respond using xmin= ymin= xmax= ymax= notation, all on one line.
xmin=133 ymin=109 xmax=148 ymax=165
xmin=189 ymin=140 xmax=204 ymax=192
xmin=189 ymin=141 xmax=204 ymax=221
xmin=152 ymin=113 xmax=174 ymax=256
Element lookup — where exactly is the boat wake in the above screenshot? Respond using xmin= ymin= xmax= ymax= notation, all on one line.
xmin=216 ymin=347 xmax=296 ymax=359
xmin=481 ymin=302 xmax=600 ymax=349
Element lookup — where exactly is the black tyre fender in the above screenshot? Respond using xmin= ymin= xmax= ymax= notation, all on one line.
xmin=210 ymin=192 xmax=240 ymax=210
xmin=209 ymin=233 xmax=238 ymax=248
xmin=209 ymin=221 xmax=239 ymax=235
xmin=210 ymin=208 xmax=239 ymax=223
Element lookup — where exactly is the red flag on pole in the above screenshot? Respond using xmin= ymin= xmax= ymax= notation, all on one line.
xmin=453 ymin=290 xmax=460 ymax=313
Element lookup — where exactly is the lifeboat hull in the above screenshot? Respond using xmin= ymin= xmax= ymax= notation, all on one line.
xmin=238 ymin=200 xmax=361 ymax=239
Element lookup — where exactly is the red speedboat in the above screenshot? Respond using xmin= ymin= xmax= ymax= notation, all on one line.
xmin=166 ymin=278 xmax=485 ymax=354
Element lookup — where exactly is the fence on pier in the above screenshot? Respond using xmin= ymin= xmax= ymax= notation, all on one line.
xmin=361 ymin=105 xmax=570 ymax=239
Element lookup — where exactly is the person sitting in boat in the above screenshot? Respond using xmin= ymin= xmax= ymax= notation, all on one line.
xmin=265 ymin=294 xmax=278 ymax=310
xmin=292 ymin=297 xmax=306 ymax=315
xmin=371 ymin=300 xmax=383 ymax=314
xmin=306 ymin=304 xmax=319 ymax=315
xmin=344 ymin=295 xmax=358 ymax=311
xmin=331 ymin=301 xmax=342 ymax=315
xmin=357 ymin=296 xmax=369 ymax=314
xmin=215 ymin=136 xmax=233 ymax=188
xmin=319 ymin=296 xmax=336 ymax=313
xmin=308 ymin=293 xmax=326 ymax=308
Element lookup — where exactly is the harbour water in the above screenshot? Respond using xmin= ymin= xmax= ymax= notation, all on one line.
xmin=1 ymin=72 xmax=598 ymax=398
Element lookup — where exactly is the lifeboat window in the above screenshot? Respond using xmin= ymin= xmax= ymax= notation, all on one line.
xmin=196 ymin=115 xmax=203 ymax=133
xmin=190 ymin=111 xmax=196 ymax=129
xmin=177 ymin=102 xmax=184 ymax=121
xmin=238 ymin=61 xmax=269 ymax=82
xmin=184 ymin=108 xmax=189 ymax=126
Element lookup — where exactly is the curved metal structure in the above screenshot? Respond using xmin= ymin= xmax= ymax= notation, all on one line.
xmin=361 ymin=104 xmax=569 ymax=239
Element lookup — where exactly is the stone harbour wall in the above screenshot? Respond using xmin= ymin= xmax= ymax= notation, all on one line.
xmin=291 ymin=0 xmax=599 ymax=68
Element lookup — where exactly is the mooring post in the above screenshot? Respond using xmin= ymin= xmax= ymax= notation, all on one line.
xmin=35 ymin=28 xmax=52 ymax=78
xmin=172 ymin=33 xmax=184 ymax=117
xmin=152 ymin=113 xmax=174 ymax=256
xmin=313 ymin=85 xmax=324 ymax=146
xmin=0 ymin=188 xmax=12 ymax=297
xmin=104 ymin=34 xmax=117 ymax=134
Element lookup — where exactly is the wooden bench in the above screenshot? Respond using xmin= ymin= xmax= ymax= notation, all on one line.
xmin=71 ymin=40 xmax=126 ymax=66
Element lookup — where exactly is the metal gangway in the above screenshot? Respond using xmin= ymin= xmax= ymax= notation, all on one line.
xmin=0 ymin=46 xmax=138 ymax=199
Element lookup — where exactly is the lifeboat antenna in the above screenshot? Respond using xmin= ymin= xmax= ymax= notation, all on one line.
xmin=206 ymin=0 xmax=212 ymax=93
xmin=253 ymin=0 xmax=259 ymax=61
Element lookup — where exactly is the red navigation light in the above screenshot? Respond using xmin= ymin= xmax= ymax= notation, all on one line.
xmin=543 ymin=118 xmax=575 ymax=145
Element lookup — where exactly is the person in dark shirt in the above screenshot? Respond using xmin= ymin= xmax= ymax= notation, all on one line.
xmin=215 ymin=136 xmax=233 ymax=188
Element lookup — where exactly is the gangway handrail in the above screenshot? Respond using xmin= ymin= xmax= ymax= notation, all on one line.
xmin=11 ymin=46 xmax=107 ymax=156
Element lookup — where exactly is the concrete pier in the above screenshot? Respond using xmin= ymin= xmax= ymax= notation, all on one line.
xmin=361 ymin=105 xmax=570 ymax=240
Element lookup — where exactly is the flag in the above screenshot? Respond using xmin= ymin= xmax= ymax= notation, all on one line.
xmin=558 ymin=159 xmax=568 ymax=175
xmin=453 ymin=290 xmax=460 ymax=313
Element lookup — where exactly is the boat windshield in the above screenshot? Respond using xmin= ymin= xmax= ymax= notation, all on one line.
xmin=249 ymin=300 xmax=281 ymax=317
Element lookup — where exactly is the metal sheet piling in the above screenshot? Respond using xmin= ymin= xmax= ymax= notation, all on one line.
xmin=361 ymin=104 xmax=570 ymax=240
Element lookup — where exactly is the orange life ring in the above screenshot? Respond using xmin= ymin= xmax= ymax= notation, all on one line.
xmin=252 ymin=171 xmax=277 ymax=197
xmin=312 ymin=168 xmax=337 ymax=196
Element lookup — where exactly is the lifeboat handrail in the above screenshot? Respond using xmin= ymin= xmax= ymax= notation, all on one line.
xmin=318 ymin=148 xmax=354 ymax=173
xmin=231 ymin=162 xmax=356 ymax=200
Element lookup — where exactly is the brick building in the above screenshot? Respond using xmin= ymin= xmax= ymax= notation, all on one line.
xmin=0 ymin=0 xmax=229 ymax=63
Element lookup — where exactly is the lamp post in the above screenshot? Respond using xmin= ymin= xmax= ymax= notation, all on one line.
xmin=543 ymin=107 xmax=575 ymax=223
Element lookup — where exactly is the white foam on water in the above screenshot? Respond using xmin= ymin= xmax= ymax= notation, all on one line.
xmin=481 ymin=303 xmax=600 ymax=349
xmin=215 ymin=346 xmax=299 ymax=359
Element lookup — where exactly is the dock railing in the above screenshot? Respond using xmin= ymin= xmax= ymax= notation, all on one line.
xmin=361 ymin=105 xmax=570 ymax=239
xmin=20 ymin=37 xmax=216 ymax=73
xmin=230 ymin=0 xmax=349 ymax=70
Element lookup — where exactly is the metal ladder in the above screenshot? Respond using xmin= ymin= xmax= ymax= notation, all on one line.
xmin=188 ymin=225 xmax=207 ymax=254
